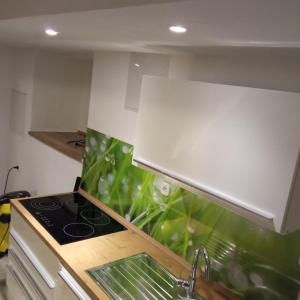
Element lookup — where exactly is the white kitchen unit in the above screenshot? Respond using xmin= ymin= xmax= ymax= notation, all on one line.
xmin=133 ymin=76 xmax=300 ymax=233
xmin=7 ymin=208 xmax=90 ymax=300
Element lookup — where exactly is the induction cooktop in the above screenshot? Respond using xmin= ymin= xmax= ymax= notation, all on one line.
xmin=20 ymin=193 xmax=125 ymax=245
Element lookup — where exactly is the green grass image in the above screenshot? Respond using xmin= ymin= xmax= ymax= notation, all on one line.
xmin=82 ymin=128 xmax=300 ymax=299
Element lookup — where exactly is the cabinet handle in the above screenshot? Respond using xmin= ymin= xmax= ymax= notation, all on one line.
xmin=9 ymin=248 xmax=47 ymax=300
xmin=10 ymin=228 xmax=56 ymax=289
xmin=133 ymin=158 xmax=274 ymax=220
xmin=58 ymin=265 xmax=91 ymax=300
xmin=7 ymin=264 xmax=32 ymax=300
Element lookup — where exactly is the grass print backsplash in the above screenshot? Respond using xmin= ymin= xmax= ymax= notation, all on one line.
xmin=82 ymin=128 xmax=300 ymax=299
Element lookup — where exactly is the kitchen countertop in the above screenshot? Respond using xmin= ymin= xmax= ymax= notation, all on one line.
xmin=29 ymin=131 xmax=85 ymax=162
xmin=11 ymin=189 xmax=239 ymax=300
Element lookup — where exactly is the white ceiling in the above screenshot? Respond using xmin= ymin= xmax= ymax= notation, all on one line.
xmin=0 ymin=0 xmax=183 ymax=20
xmin=0 ymin=0 xmax=300 ymax=55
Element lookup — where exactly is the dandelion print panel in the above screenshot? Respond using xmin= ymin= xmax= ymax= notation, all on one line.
xmin=82 ymin=128 xmax=300 ymax=300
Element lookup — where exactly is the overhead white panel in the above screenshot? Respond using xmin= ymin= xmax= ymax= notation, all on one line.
xmin=134 ymin=76 xmax=300 ymax=232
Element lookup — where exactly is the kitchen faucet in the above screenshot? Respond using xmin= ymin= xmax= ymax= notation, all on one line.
xmin=176 ymin=245 xmax=210 ymax=299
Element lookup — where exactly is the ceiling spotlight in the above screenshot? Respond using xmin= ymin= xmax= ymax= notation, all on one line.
xmin=169 ymin=25 xmax=187 ymax=33
xmin=45 ymin=28 xmax=59 ymax=36
xmin=134 ymin=63 xmax=141 ymax=67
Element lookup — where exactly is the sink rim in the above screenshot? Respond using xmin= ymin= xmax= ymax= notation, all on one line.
xmin=86 ymin=252 xmax=203 ymax=300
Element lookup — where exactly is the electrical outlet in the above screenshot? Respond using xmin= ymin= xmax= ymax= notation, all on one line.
xmin=160 ymin=181 xmax=170 ymax=196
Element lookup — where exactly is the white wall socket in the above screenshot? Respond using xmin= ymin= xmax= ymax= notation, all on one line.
xmin=160 ymin=181 xmax=170 ymax=196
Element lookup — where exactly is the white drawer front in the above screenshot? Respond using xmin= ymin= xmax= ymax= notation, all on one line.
xmin=7 ymin=264 xmax=31 ymax=300
xmin=58 ymin=265 xmax=92 ymax=300
xmin=10 ymin=209 xmax=60 ymax=281
xmin=8 ymin=249 xmax=47 ymax=300
xmin=9 ymin=235 xmax=56 ymax=299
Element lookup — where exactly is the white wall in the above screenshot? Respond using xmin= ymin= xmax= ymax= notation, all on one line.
xmin=9 ymin=133 xmax=82 ymax=196
xmin=168 ymin=54 xmax=192 ymax=80
xmin=88 ymin=51 xmax=171 ymax=144
xmin=88 ymin=50 xmax=300 ymax=145
xmin=189 ymin=52 xmax=300 ymax=93
xmin=12 ymin=49 xmax=35 ymax=129
xmin=125 ymin=53 xmax=170 ymax=111
xmin=31 ymin=51 xmax=92 ymax=132
xmin=0 ymin=46 xmax=14 ymax=192
xmin=88 ymin=51 xmax=137 ymax=144
xmin=7 ymin=48 xmax=299 ymax=196
xmin=8 ymin=49 xmax=82 ymax=196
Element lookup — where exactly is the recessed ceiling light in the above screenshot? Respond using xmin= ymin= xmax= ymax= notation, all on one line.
xmin=134 ymin=63 xmax=141 ymax=67
xmin=169 ymin=25 xmax=187 ymax=33
xmin=45 ymin=28 xmax=59 ymax=36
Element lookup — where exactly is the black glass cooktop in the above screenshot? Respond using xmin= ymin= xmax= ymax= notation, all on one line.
xmin=20 ymin=193 xmax=125 ymax=245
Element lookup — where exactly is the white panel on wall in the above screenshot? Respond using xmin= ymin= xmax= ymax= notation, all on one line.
xmin=125 ymin=53 xmax=170 ymax=112
xmin=10 ymin=90 xmax=27 ymax=136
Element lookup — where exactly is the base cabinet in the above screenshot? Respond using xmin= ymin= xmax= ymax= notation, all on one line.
xmin=7 ymin=208 xmax=89 ymax=300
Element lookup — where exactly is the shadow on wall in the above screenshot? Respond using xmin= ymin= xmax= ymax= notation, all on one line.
xmin=82 ymin=128 xmax=300 ymax=300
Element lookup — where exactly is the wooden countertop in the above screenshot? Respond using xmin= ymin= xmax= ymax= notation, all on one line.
xmin=29 ymin=131 xmax=85 ymax=162
xmin=11 ymin=189 xmax=239 ymax=300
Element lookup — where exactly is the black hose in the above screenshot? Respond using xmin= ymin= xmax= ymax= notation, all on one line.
xmin=3 ymin=166 xmax=19 ymax=195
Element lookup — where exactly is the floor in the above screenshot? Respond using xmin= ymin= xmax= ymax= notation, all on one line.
xmin=0 ymin=256 xmax=7 ymax=300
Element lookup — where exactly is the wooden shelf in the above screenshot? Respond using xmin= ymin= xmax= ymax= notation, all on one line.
xmin=29 ymin=131 xmax=85 ymax=162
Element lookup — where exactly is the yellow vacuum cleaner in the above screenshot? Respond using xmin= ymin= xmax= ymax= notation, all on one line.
xmin=0 ymin=202 xmax=10 ymax=255
xmin=0 ymin=166 xmax=30 ymax=257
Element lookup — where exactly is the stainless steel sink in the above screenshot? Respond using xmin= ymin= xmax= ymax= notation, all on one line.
xmin=86 ymin=253 xmax=203 ymax=300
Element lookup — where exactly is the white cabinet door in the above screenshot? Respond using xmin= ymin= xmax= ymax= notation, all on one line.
xmin=134 ymin=76 xmax=300 ymax=233
xmin=58 ymin=265 xmax=91 ymax=300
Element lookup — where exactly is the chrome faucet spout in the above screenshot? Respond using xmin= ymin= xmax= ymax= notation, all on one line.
xmin=176 ymin=245 xmax=210 ymax=299
xmin=187 ymin=246 xmax=210 ymax=297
